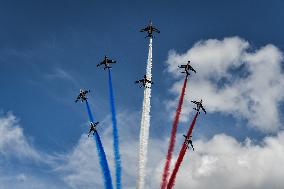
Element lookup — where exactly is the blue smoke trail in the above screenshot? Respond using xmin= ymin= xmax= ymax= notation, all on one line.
xmin=108 ymin=69 xmax=122 ymax=189
xmin=85 ymin=100 xmax=113 ymax=189
xmin=93 ymin=132 xmax=113 ymax=189
xmin=86 ymin=100 xmax=95 ymax=123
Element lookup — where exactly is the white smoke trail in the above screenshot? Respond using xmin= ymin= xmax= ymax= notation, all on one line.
xmin=137 ymin=38 xmax=153 ymax=189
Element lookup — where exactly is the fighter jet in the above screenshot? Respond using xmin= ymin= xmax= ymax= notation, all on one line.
xmin=88 ymin=122 xmax=99 ymax=137
xmin=178 ymin=61 xmax=196 ymax=76
xmin=75 ymin=89 xmax=90 ymax=103
xmin=135 ymin=75 xmax=153 ymax=88
xmin=183 ymin=135 xmax=194 ymax=151
xmin=191 ymin=99 xmax=206 ymax=114
xmin=97 ymin=56 xmax=116 ymax=70
xmin=140 ymin=20 xmax=160 ymax=38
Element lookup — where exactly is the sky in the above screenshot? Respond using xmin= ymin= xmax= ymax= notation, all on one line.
xmin=1 ymin=0 xmax=284 ymax=188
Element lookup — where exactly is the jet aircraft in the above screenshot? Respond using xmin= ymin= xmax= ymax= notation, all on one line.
xmin=178 ymin=61 xmax=196 ymax=76
xmin=75 ymin=89 xmax=90 ymax=103
xmin=135 ymin=75 xmax=153 ymax=88
xmin=140 ymin=21 xmax=160 ymax=38
xmin=97 ymin=56 xmax=116 ymax=70
xmin=183 ymin=135 xmax=194 ymax=151
xmin=191 ymin=99 xmax=206 ymax=114
xmin=88 ymin=122 xmax=99 ymax=137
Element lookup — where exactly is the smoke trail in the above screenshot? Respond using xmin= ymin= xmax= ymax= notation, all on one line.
xmin=108 ymin=69 xmax=122 ymax=189
xmin=160 ymin=75 xmax=188 ymax=189
xmin=167 ymin=112 xmax=199 ymax=189
xmin=86 ymin=100 xmax=95 ymax=123
xmin=93 ymin=132 xmax=114 ymax=189
xmin=85 ymin=100 xmax=113 ymax=189
xmin=137 ymin=38 xmax=153 ymax=189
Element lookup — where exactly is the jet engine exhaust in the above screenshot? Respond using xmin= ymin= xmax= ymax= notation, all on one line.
xmin=160 ymin=75 xmax=189 ymax=189
xmin=85 ymin=100 xmax=113 ymax=189
xmin=137 ymin=37 xmax=153 ymax=189
xmin=108 ymin=68 xmax=122 ymax=189
xmin=167 ymin=112 xmax=199 ymax=189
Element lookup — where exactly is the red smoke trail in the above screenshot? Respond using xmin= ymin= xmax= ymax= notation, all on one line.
xmin=166 ymin=112 xmax=199 ymax=189
xmin=160 ymin=75 xmax=188 ymax=189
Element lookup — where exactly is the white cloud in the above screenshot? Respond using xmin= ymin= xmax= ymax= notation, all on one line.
xmin=0 ymin=112 xmax=69 ymax=189
xmin=0 ymin=173 xmax=69 ymax=189
xmin=0 ymin=112 xmax=40 ymax=160
xmin=1 ymin=109 xmax=284 ymax=189
xmin=166 ymin=37 xmax=284 ymax=132
xmin=45 ymin=67 xmax=78 ymax=85
xmin=55 ymin=135 xmax=105 ymax=189
xmin=57 ymin=110 xmax=284 ymax=189
xmin=56 ymin=110 xmax=142 ymax=189
xmin=171 ymin=132 xmax=284 ymax=189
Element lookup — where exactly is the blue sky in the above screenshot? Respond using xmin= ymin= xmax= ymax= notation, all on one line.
xmin=1 ymin=0 xmax=284 ymax=188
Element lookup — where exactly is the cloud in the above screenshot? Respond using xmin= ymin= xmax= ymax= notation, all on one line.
xmin=165 ymin=37 xmax=284 ymax=132
xmin=56 ymin=110 xmax=142 ymax=189
xmin=0 ymin=112 xmax=40 ymax=160
xmin=55 ymin=135 xmax=105 ymax=189
xmin=45 ymin=67 xmax=75 ymax=82
xmin=1 ymin=109 xmax=284 ymax=189
xmin=56 ymin=110 xmax=284 ymax=189
xmin=171 ymin=132 xmax=284 ymax=189
xmin=0 ymin=112 xmax=69 ymax=189
xmin=0 ymin=173 xmax=69 ymax=189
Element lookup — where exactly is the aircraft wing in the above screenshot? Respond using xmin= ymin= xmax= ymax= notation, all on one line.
xmin=84 ymin=90 xmax=89 ymax=94
xmin=153 ymin=27 xmax=160 ymax=33
xmin=135 ymin=80 xmax=142 ymax=84
xmin=140 ymin=27 xmax=148 ymax=32
xmin=97 ymin=62 xmax=104 ymax=67
xmin=191 ymin=100 xmax=198 ymax=104
xmin=75 ymin=96 xmax=80 ymax=102
xmin=145 ymin=78 xmax=153 ymax=84
xmin=189 ymin=66 xmax=196 ymax=73
xmin=201 ymin=106 xmax=206 ymax=114
xmin=107 ymin=60 xmax=116 ymax=63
